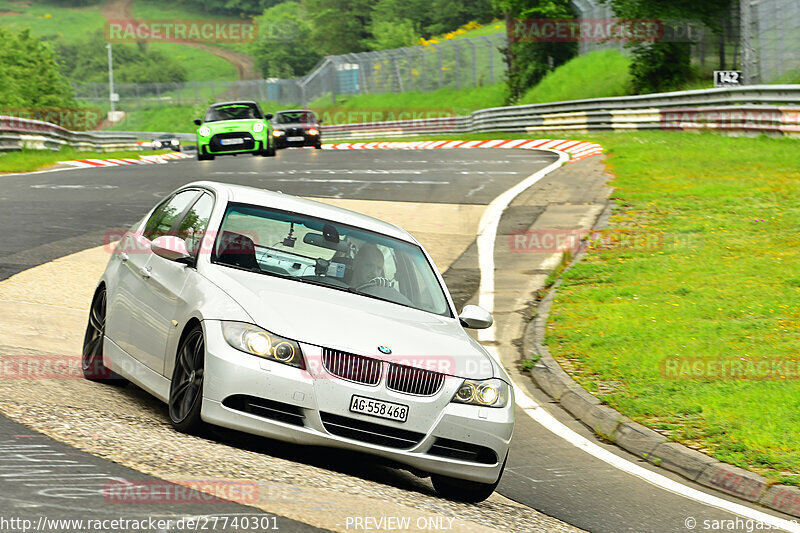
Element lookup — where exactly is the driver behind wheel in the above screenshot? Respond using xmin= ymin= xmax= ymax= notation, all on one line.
xmin=351 ymin=243 xmax=392 ymax=288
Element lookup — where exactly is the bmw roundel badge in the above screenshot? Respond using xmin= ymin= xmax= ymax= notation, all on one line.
xmin=378 ymin=346 xmax=392 ymax=355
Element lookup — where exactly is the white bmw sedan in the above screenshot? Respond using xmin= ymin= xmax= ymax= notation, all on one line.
xmin=83 ymin=181 xmax=514 ymax=502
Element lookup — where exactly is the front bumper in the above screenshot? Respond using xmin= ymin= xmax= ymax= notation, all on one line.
xmin=201 ymin=133 xmax=269 ymax=155
xmin=201 ymin=320 xmax=514 ymax=484
xmin=274 ymin=133 xmax=320 ymax=148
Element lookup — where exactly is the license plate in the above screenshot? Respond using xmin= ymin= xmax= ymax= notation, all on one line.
xmin=220 ymin=138 xmax=244 ymax=146
xmin=287 ymin=136 xmax=305 ymax=142
xmin=349 ymin=395 xmax=408 ymax=423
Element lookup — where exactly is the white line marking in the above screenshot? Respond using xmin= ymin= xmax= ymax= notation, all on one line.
xmin=476 ymin=150 xmax=568 ymax=343
xmin=477 ymin=150 xmax=800 ymax=532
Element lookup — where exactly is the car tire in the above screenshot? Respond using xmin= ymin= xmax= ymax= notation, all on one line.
xmin=315 ymin=143 xmax=322 ymax=150
xmin=197 ymin=147 xmax=214 ymax=161
xmin=430 ymin=452 xmax=507 ymax=503
xmin=168 ymin=325 xmax=207 ymax=435
xmin=261 ymin=142 xmax=276 ymax=157
xmin=81 ymin=287 xmax=127 ymax=386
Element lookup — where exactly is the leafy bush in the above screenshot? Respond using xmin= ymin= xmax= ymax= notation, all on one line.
xmin=629 ymin=42 xmax=692 ymax=93
xmin=250 ymin=2 xmax=322 ymax=77
xmin=56 ymin=32 xmax=187 ymax=84
xmin=0 ymin=28 xmax=75 ymax=108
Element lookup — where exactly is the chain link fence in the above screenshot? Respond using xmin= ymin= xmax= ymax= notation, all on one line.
xmin=72 ymin=34 xmax=508 ymax=110
xmin=741 ymin=0 xmax=800 ymax=83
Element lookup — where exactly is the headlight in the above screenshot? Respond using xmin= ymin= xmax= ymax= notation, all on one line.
xmin=253 ymin=122 xmax=264 ymax=133
xmin=272 ymin=130 xmax=285 ymax=137
xmin=198 ymin=125 xmax=211 ymax=137
xmin=451 ymin=378 xmax=509 ymax=408
xmin=153 ymin=141 xmax=162 ymax=148
xmin=307 ymin=128 xmax=319 ymax=136
xmin=170 ymin=139 xmax=179 ymax=145
xmin=221 ymin=322 xmax=305 ymax=369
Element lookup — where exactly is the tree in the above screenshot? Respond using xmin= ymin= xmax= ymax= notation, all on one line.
xmin=251 ymin=2 xmax=322 ymax=77
xmin=493 ymin=0 xmax=577 ymax=103
xmin=0 ymin=28 xmax=76 ymax=108
xmin=425 ymin=0 xmax=494 ymax=36
xmin=600 ymin=0 xmax=735 ymax=93
xmin=56 ymin=32 xmax=187 ymax=85
xmin=303 ymin=0 xmax=374 ymax=55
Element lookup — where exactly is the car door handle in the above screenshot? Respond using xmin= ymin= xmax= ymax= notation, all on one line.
xmin=139 ymin=266 xmax=152 ymax=279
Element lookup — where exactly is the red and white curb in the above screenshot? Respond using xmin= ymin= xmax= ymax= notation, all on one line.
xmin=323 ymin=139 xmax=603 ymax=162
xmin=61 ymin=152 xmax=189 ymax=169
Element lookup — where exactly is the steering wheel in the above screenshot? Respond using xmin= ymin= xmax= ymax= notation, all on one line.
xmin=355 ymin=276 xmax=396 ymax=292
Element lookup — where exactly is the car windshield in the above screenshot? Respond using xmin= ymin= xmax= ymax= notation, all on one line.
xmin=213 ymin=203 xmax=451 ymax=317
xmin=276 ymin=111 xmax=315 ymax=124
xmin=205 ymin=104 xmax=261 ymax=122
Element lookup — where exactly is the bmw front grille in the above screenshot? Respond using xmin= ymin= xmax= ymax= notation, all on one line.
xmin=321 ymin=348 xmax=445 ymax=396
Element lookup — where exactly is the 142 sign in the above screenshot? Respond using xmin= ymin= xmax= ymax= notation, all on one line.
xmin=714 ymin=70 xmax=742 ymax=87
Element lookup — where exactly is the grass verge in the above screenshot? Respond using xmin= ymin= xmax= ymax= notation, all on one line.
xmin=545 ymin=132 xmax=799 ymax=486
xmin=306 ymin=83 xmax=509 ymax=121
xmin=107 ymin=104 xmax=203 ymax=133
xmin=102 ymin=85 xmax=507 ymax=132
xmin=0 ymin=148 xmax=171 ymax=173
xmin=519 ymin=50 xmax=632 ymax=104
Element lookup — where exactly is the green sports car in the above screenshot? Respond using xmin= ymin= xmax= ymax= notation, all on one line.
xmin=194 ymin=101 xmax=275 ymax=160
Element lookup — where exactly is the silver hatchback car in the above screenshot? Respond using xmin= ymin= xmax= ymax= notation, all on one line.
xmin=83 ymin=181 xmax=514 ymax=502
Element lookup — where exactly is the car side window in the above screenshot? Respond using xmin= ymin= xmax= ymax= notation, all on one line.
xmin=176 ymin=193 xmax=214 ymax=256
xmin=143 ymin=191 xmax=200 ymax=241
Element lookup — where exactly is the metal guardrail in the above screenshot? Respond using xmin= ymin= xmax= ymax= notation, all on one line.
xmin=319 ymin=85 xmax=800 ymax=141
xmin=0 ymin=116 xmax=141 ymax=153
xmin=5 ymin=86 xmax=799 ymax=153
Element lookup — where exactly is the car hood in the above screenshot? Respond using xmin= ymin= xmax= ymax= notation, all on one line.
xmin=204 ymin=119 xmax=261 ymax=131
xmin=206 ymin=265 xmax=497 ymax=379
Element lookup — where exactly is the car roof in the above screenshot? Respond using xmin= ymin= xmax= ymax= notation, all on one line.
xmin=276 ymin=109 xmax=314 ymax=114
xmin=185 ymin=181 xmax=414 ymax=243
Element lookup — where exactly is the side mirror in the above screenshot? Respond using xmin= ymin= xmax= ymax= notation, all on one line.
xmin=265 ymin=113 xmax=273 ymax=120
xmin=193 ymin=118 xmax=202 ymax=126
xmin=459 ymin=305 xmax=493 ymax=329
xmin=318 ymin=119 xmax=324 ymax=124
xmin=151 ymin=236 xmax=193 ymax=265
